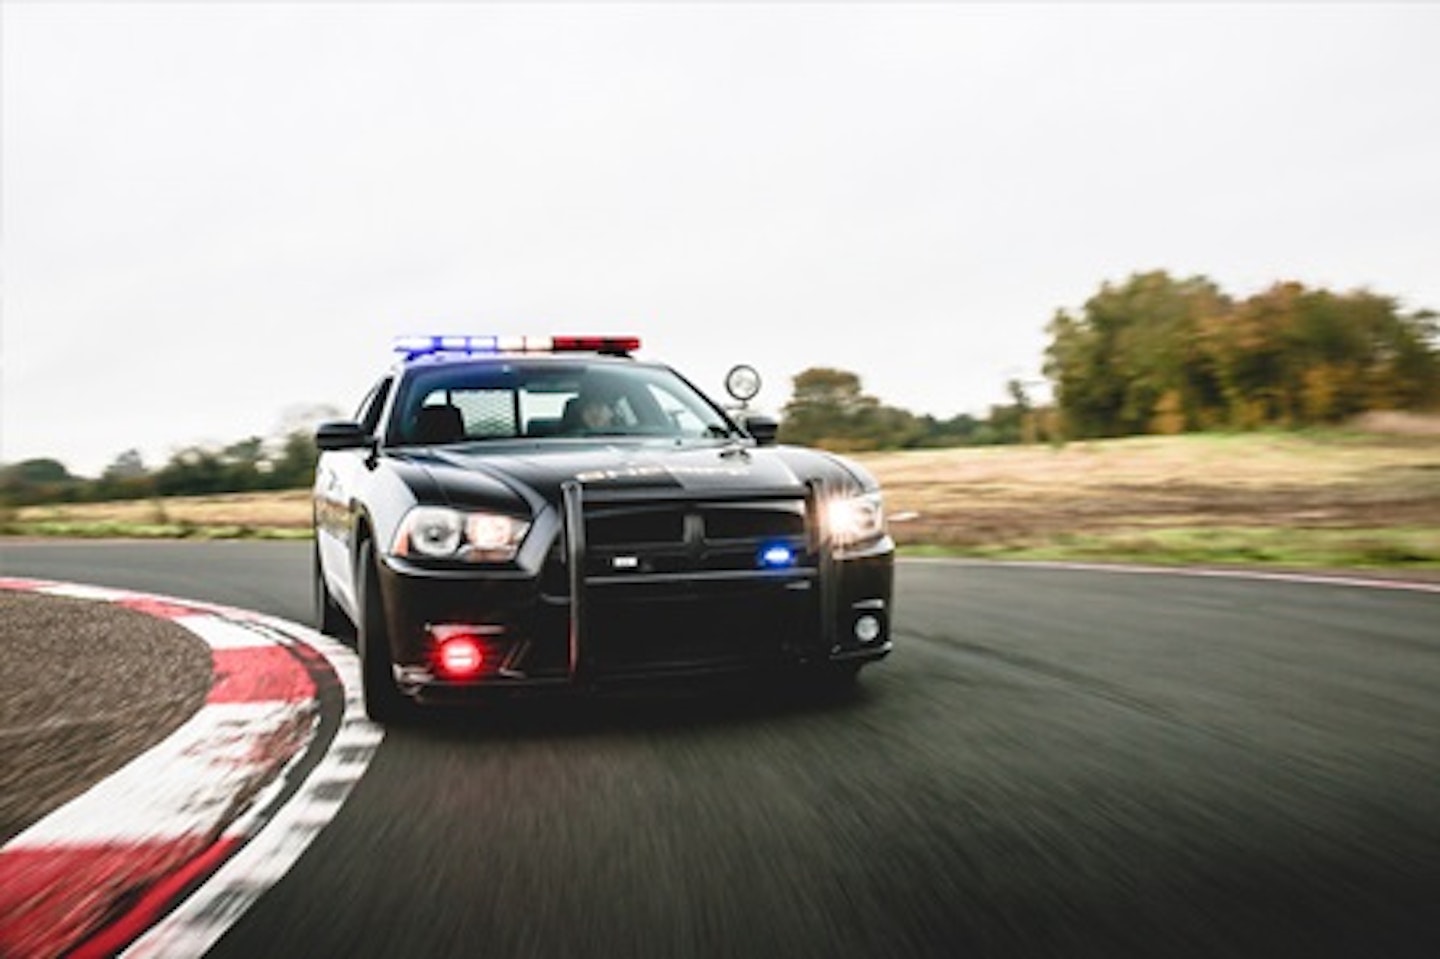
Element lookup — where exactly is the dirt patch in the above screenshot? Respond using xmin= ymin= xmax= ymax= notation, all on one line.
xmin=0 ymin=592 xmax=212 ymax=843
xmin=1348 ymin=412 xmax=1440 ymax=436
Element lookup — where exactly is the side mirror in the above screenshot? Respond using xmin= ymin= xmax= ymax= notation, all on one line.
xmin=315 ymin=421 xmax=374 ymax=451
xmin=743 ymin=415 xmax=779 ymax=447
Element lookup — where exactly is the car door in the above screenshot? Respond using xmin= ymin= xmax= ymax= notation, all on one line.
xmin=316 ymin=377 xmax=391 ymax=614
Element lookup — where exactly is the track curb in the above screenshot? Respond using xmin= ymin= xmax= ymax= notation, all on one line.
xmin=0 ymin=578 xmax=382 ymax=959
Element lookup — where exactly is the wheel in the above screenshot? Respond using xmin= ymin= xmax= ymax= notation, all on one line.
xmin=313 ymin=545 xmax=350 ymax=638
xmin=357 ymin=540 xmax=411 ymax=724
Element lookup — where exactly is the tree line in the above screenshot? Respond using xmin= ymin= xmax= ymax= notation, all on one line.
xmin=0 ymin=424 xmax=327 ymax=507
xmin=1044 ymin=271 xmax=1439 ymax=437
xmin=2 ymin=370 xmax=1035 ymax=504
xmin=4 ymin=270 xmax=1436 ymax=504
xmin=775 ymin=367 xmax=1044 ymax=450
xmin=772 ymin=271 xmax=1437 ymax=449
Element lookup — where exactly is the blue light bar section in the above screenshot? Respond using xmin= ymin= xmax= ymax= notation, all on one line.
xmin=394 ymin=335 xmax=505 ymax=361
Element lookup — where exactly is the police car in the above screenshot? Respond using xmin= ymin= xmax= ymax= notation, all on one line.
xmin=313 ymin=335 xmax=894 ymax=722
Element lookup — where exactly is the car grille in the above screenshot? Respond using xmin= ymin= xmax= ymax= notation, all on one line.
xmin=582 ymin=500 xmax=810 ymax=577
xmin=532 ymin=492 xmax=822 ymax=677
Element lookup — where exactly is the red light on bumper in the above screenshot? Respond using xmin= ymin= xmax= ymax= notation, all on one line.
xmin=436 ymin=636 xmax=485 ymax=678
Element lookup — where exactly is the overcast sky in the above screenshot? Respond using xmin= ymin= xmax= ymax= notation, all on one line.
xmin=4 ymin=2 xmax=1438 ymax=476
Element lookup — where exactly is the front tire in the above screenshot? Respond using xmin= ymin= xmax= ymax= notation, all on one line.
xmin=357 ymin=540 xmax=410 ymax=724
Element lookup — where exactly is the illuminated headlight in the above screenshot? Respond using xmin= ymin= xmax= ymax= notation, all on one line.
xmin=826 ymin=491 xmax=886 ymax=547
xmin=393 ymin=506 xmax=530 ymax=562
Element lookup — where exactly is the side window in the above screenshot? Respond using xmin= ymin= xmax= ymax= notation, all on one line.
xmin=355 ymin=378 xmax=392 ymax=434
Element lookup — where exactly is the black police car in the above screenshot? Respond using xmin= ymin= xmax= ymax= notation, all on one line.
xmin=313 ymin=335 xmax=893 ymax=722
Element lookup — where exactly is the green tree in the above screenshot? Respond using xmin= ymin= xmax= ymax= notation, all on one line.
xmin=0 ymin=458 xmax=81 ymax=505
xmin=1201 ymin=284 xmax=1440 ymax=426
xmin=155 ymin=447 xmax=229 ymax=496
xmin=1046 ymin=272 xmax=1438 ymax=436
xmin=779 ymin=368 xmax=881 ymax=450
xmin=1380 ymin=308 xmax=1440 ymax=410
xmin=263 ymin=403 xmax=340 ymax=488
xmin=94 ymin=449 xmax=155 ymax=501
xmin=917 ymin=412 xmax=981 ymax=446
xmin=1199 ymin=281 xmax=1300 ymax=427
xmin=219 ymin=437 xmax=267 ymax=491
xmin=266 ymin=428 xmax=321 ymax=489
xmin=102 ymin=449 xmax=147 ymax=480
xmin=1045 ymin=271 xmax=1229 ymax=437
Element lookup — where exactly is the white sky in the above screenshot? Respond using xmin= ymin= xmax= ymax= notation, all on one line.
xmin=3 ymin=2 xmax=1438 ymax=477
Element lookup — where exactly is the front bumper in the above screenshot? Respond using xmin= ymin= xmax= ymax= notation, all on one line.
xmin=374 ymin=483 xmax=894 ymax=702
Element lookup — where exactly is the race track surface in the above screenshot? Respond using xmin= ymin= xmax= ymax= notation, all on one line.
xmin=4 ymin=540 xmax=1439 ymax=958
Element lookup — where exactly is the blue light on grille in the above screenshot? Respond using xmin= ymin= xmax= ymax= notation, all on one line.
xmin=759 ymin=544 xmax=796 ymax=569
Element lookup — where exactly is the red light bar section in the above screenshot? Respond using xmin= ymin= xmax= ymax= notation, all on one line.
xmin=552 ymin=336 xmax=641 ymax=354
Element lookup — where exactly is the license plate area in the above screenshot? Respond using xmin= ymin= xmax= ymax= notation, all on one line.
xmin=585 ymin=577 xmax=817 ymax=674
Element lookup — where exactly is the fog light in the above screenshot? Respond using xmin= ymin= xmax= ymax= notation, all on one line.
xmin=854 ymin=615 xmax=882 ymax=643
xmin=437 ymin=636 xmax=484 ymax=678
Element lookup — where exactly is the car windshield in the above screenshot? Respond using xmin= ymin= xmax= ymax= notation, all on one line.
xmin=389 ymin=360 xmax=738 ymax=446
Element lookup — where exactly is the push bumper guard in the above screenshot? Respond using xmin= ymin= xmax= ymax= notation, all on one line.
xmin=560 ymin=478 xmax=881 ymax=684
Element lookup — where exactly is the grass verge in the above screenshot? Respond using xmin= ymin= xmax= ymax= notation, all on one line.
xmin=2 ymin=520 xmax=313 ymax=541
xmin=898 ymin=526 xmax=1440 ymax=570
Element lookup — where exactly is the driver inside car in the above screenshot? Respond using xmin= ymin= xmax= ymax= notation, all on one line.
xmin=561 ymin=386 xmax=622 ymax=434
xmin=578 ymin=395 xmax=615 ymax=430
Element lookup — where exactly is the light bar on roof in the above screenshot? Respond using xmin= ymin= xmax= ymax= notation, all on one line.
xmin=394 ymin=335 xmax=640 ymax=360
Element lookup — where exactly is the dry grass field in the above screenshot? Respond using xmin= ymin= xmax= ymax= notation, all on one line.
xmin=860 ymin=425 xmax=1440 ymax=567
xmin=9 ymin=489 xmax=314 ymax=537
xmin=9 ymin=419 xmax=1440 ymax=569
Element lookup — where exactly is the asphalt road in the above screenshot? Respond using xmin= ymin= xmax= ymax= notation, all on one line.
xmin=4 ymin=540 xmax=1439 ymax=958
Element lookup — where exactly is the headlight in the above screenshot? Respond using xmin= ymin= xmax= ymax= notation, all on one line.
xmin=393 ymin=506 xmax=530 ymax=563
xmin=826 ymin=491 xmax=885 ymax=547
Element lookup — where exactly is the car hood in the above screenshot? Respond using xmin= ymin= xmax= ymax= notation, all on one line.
xmin=407 ymin=441 xmax=858 ymax=510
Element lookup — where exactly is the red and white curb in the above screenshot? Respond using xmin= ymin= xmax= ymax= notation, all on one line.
xmin=0 ymin=578 xmax=382 ymax=959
